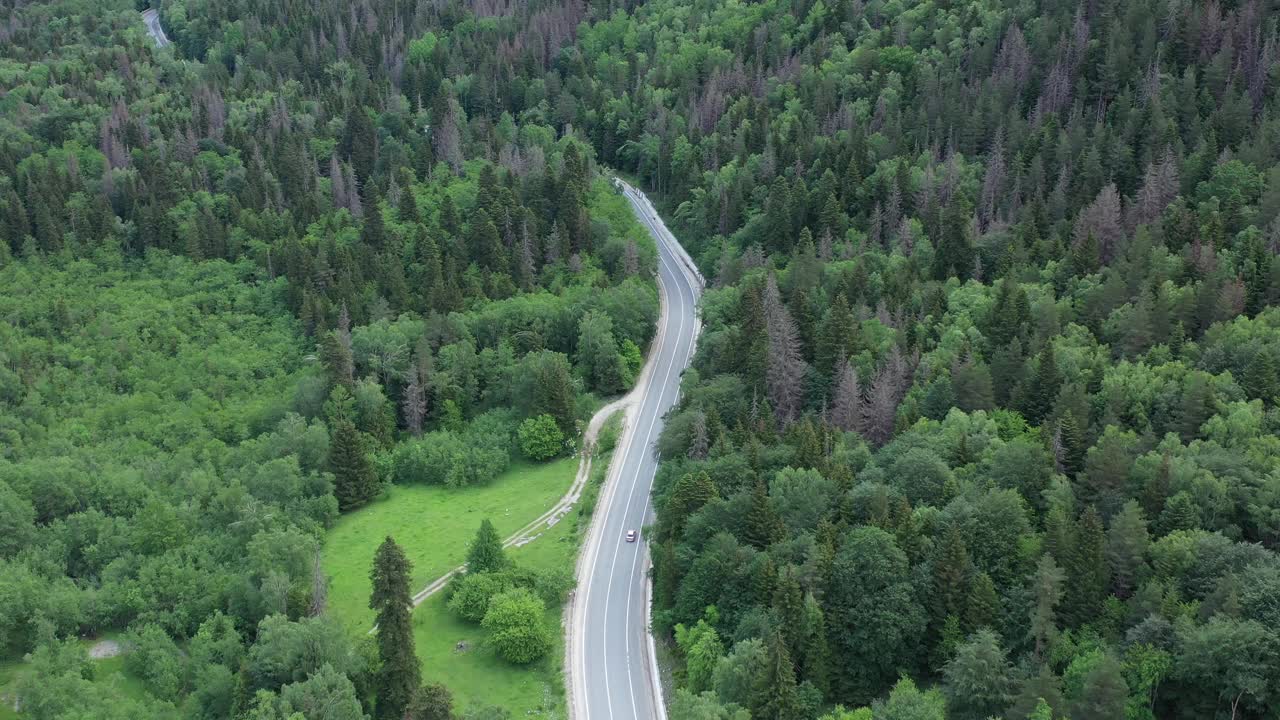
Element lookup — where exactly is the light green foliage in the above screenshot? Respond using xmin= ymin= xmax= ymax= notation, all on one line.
xmin=448 ymin=572 xmax=514 ymax=623
xmin=480 ymin=588 xmax=552 ymax=664
xmin=674 ymin=609 xmax=724 ymax=694
xmin=517 ymin=415 xmax=565 ymax=461
xmin=874 ymin=678 xmax=946 ymax=720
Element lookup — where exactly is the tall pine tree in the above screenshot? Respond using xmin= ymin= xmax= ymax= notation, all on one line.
xmin=371 ymin=537 xmax=420 ymax=720
xmin=330 ymin=417 xmax=378 ymax=511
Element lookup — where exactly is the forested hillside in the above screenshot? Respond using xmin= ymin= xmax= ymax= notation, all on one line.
xmin=0 ymin=0 xmax=654 ymax=716
xmin=3 ymin=0 xmax=1280 ymax=717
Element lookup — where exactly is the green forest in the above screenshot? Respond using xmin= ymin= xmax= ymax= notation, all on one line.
xmin=2 ymin=0 xmax=1280 ymax=717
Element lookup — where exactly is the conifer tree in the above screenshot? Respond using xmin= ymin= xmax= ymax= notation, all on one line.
xmin=799 ymin=592 xmax=831 ymax=695
xmin=744 ymin=479 xmax=785 ymax=549
xmin=370 ymin=537 xmax=420 ymax=720
xmin=760 ymin=630 xmax=799 ymax=720
xmin=466 ymin=519 xmax=508 ymax=574
xmin=662 ymin=472 xmax=716 ymax=542
xmin=816 ymin=293 xmax=857 ymax=378
xmin=330 ymin=416 xmax=377 ymax=511
xmin=361 ymin=195 xmax=387 ymax=251
xmin=773 ymin=566 xmax=805 ymax=660
xmin=964 ymin=572 xmax=1000 ymax=632
xmin=1065 ymin=506 xmax=1107 ymax=627
xmin=1028 ymin=554 xmax=1065 ymax=663
xmin=1105 ymin=500 xmax=1149 ymax=599
xmin=932 ymin=525 xmax=970 ymax=625
xmin=1023 ymin=346 xmax=1061 ymax=426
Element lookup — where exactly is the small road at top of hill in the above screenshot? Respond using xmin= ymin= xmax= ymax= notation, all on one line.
xmin=141 ymin=9 xmax=171 ymax=48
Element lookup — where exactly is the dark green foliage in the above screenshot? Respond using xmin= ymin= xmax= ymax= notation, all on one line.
xmin=406 ymin=683 xmax=455 ymax=720
xmin=825 ymin=527 xmax=925 ymax=705
xmin=743 ymin=479 xmax=785 ymax=549
xmin=6 ymin=0 xmax=1280 ymax=715
xmin=370 ymin=537 xmax=420 ymax=720
xmin=330 ymin=418 xmax=380 ymax=511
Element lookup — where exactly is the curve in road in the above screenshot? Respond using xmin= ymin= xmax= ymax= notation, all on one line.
xmin=141 ymin=9 xmax=171 ymax=48
xmin=569 ymin=179 xmax=703 ymax=720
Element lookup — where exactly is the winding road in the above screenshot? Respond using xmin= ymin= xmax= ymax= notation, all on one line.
xmin=141 ymin=8 xmax=171 ymax=48
xmin=569 ymin=180 xmax=703 ymax=720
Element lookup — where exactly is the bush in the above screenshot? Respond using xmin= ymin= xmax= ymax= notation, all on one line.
xmin=518 ymin=415 xmax=565 ymax=460
xmin=389 ymin=420 xmax=512 ymax=487
xmin=447 ymin=573 xmax=514 ymax=623
xmin=481 ymin=588 xmax=552 ymax=664
xmin=124 ymin=624 xmax=187 ymax=701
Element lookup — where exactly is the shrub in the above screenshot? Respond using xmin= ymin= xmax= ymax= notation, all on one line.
xmin=518 ymin=415 xmax=565 ymax=460
xmin=447 ymin=573 xmax=514 ymax=623
xmin=481 ymin=588 xmax=552 ymax=664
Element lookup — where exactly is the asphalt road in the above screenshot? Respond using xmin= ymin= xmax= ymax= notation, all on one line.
xmin=141 ymin=9 xmax=171 ymax=48
xmin=571 ymin=180 xmax=702 ymax=720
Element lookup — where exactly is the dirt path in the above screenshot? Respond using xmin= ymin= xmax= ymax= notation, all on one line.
xmin=401 ymin=395 xmax=638 ymax=609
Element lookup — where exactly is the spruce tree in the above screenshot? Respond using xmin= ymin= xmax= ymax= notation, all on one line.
xmin=1057 ymin=411 xmax=1087 ymax=476
xmin=361 ymin=194 xmax=387 ymax=251
xmin=964 ymin=572 xmax=1000 ymax=632
xmin=1028 ymin=554 xmax=1065 ymax=662
xmin=466 ymin=519 xmax=508 ymax=574
xmin=799 ymin=592 xmax=831 ymax=696
xmin=743 ymin=478 xmax=785 ymax=549
xmin=1065 ymin=506 xmax=1108 ymax=627
xmin=330 ymin=417 xmax=377 ymax=511
xmin=370 ymin=537 xmax=420 ymax=720
xmin=816 ymin=293 xmax=857 ymax=378
xmin=662 ymin=471 xmax=716 ymax=542
xmin=772 ymin=566 xmax=805 ymax=660
xmin=1023 ymin=346 xmax=1061 ymax=426
xmin=1243 ymin=349 xmax=1279 ymax=405
xmin=346 ymin=105 xmax=377 ymax=185
xmin=759 ymin=630 xmax=799 ymax=720
xmin=932 ymin=525 xmax=970 ymax=625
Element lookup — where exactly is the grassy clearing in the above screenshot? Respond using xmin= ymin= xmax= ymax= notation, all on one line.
xmin=323 ymin=457 xmax=580 ymax=633
xmin=416 ymin=436 xmax=618 ymax=717
xmin=322 ymin=410 xmax=625 ymax=716
xmin=412 ymin=512 xmax=582 ymax=717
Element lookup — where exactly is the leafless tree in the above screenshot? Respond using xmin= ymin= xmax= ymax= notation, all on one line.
xmin=330 ymin=155 xmax=348 ymax=211
xmin=334 ymin=304 xmax=355 ymax=386
xmin=309 ymin=552 xmax=328 ymax=617
xmin=544 ymin=224 xmax=562 ymax=265
xmin=344 ymin=163 xmax=363 ymax=217
xmin=1130 ymin=151 xmax=1180 ymax=230
xmin=688 ymin=411 xmax=709 ymax=460
xmin=993 ymin=24 xmax=1032 ymax=92
xmin=519 ymin=224 xmax=538 ymax=289
xmin=885 ymin=185 xmax=902 ymax=240
xmin=764 ymin=275 xmax=807 ymax=425
xmin=402 ymin=371 xmax=426 ymax=436
xmin=864 ymin=347 xmax=909 ymax=447
xmin=622 ymin=240 xmax=640 ymax=277
xmin=979 ymin=132 xmax=1006 ymax=231
xmin=830 ymin=361 xmax=865 ymax=433
xmin=869 ymin=202 xmax=884 ymax=249
xmin=1073 ymin=183 xmax=1124 ymax=262
xmin=434 ymin=96 xmax=464 ymax=175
